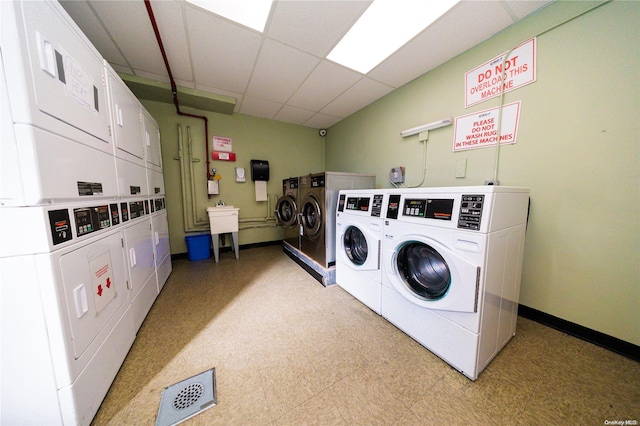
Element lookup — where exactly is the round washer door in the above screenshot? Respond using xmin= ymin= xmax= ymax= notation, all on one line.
xmin=396 ymin=242 xmax=451 ymax=301
xmin=301 ymin=194 xmax=322 ymax=238
xmin=275 ymin=195 xmax=298 ymax=227
xmin=343 ymin=225 xmax=368 ymax=266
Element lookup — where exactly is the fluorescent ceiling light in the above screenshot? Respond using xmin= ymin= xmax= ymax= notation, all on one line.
xmin=328 ymin=0 xmax=459 ymax=74
xmin=186 ymin=0 xmax=272 ymax=32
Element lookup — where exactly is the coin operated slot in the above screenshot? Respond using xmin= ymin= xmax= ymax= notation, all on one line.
xmin=49 ymin=209 xmax=72 ymax=245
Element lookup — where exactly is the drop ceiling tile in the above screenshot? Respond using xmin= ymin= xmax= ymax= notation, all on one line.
xmin=186 ymin=5 xmax=262 ymax=92
xmin=89 ymin=1 xmax=166 ymax=75
xmin=267 ymin=0 xmax=372 ymax=57
xmin=59 ymin=1 xmax=128 ymax=66
xmin=239 ymin=96 xmax=282 ymax=120
xmin=369 ymin=2 xmax=515 ymax=87
xmin=146 ymin=0 xmax=192 ymax=82
xmin=275 ymin=105 xmax=316 ymax=126
xmin=288 ymin=60 xmax=362 ymax=111
xmin=246 ymin=39 xmax=320 ymax=103
xmin=304 ymin=113 xmax=343 ymax=130
xmin=134 ymin=69 xmax=170 ymax=84
xmin=111 ymin=64 xmax=134 ymax=75
xmin=320 ymin=78 xmax=394 ymax=118
xmin=505 ymin=1 xmax=553 ymax=19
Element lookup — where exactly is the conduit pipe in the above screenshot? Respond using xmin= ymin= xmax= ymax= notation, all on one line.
xmin=174 ymin=125 xmax=209 ymax=232
xmin=144 ymin=0 xmax=212 ymax=190
xmin=489 ymin=0 xmax=611 ymax=184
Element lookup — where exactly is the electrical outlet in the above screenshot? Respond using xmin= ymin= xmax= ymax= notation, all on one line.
xmin=389 ymin=167 xmax=405 ymax=184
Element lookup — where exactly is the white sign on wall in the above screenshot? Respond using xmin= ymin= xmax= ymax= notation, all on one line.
xmin=453 ymin=101 xmax=521 ymax=152
xmin=212 ymin=136 xmax=233 ymax=152
xmin=465 ymin=38 xmax=536 ymax=108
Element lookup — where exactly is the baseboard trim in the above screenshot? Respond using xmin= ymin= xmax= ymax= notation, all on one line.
xmin=518 ymin=304 xmax=639 ymax=362
xmin=171 ymin=240 xmax=281 ymax=261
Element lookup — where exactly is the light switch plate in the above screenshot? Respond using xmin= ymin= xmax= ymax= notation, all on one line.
xmin=456 ymin=159 xmax=467 ymax=178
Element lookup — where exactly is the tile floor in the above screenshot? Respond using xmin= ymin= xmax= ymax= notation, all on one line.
xmin=93 ymin=245 xmax=639 ymax=425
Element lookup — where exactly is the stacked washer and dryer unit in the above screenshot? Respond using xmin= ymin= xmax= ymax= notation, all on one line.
xmin=1 ymin=1 xmax=170 ymax=424
xmin=335 ymin=186 xmax=529 ymax=380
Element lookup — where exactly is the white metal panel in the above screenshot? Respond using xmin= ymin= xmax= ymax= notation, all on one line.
xmin=58 ymin=231 xmax=129 ymax=358
xmin=116 ymin=157 xmax=149 ymax=198
xmin=123 ymin=217 xmax=155 ymax=298
xmin=2 ymin=0 xmax=112 ymax=147
xmin=1 ymin=256 xmax=64 ymax=425
xmin=106 ymin=63 xmax=145 ymax=164
xmin=143 ymin=109 xmax=162 ymax=171
xmin=147 ymin=169 xmax=166 ymax=197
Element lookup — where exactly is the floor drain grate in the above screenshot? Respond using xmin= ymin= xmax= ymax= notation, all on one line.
xmin=156 ymin=368 xmax=216 ymax=426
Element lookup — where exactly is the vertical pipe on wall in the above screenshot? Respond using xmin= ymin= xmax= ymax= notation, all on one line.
xmin=144 ymin=0 xmax=212 ymax=191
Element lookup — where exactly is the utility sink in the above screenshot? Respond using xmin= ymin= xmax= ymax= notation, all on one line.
xmin=206 ymin=206 xmax=239 ymax=262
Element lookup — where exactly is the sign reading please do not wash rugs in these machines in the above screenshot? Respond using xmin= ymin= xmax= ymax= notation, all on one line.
xmin=453 ymin=38 xmax=535 ymax=152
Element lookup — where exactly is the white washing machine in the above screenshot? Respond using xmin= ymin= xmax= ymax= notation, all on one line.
xmin=335 ymin=190 xmax=387 ymax=314
xmin=381 ymin=186 xmax=529 ymax=380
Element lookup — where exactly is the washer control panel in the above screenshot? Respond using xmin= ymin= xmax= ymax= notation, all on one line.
xmin=458 ymin=195 xmax=485 ymax=230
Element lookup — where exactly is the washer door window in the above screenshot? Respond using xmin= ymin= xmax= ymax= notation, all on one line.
xmin=301 ymin=195 xmax=322 ymax=238
xmin=343 ymin=226 xmax=368 ymax=266
xmin=275 ymin=195 xmax=297 ymax=227
xmin=396 ymin=242 xmax=451 ymax=301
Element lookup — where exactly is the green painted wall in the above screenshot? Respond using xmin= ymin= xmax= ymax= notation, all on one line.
xmin=141 ymin=101 xmax=324 ymax=255
xmin=325 ymin=1 xmax=639 ymax=345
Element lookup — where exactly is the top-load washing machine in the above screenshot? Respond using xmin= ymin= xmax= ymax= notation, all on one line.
xmin=275 ymin=177 xmax=300 ymax=243
xmin=298 ymin=172 xmax=376 ymax=267
xmin=336 ymin=189 xmax=388 ymax=314
xmin=381 ymin=186 xmax=529 ymax=380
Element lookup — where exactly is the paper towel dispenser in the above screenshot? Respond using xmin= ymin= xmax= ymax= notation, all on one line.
xmin=250 ymin=160 xmax=269 ymax=181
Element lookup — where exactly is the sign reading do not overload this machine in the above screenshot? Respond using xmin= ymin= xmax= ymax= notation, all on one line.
xmin=465 ymin=38 xmax=536 ymax=108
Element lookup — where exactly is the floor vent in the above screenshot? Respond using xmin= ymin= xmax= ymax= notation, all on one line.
xmin=155 ymin=368 xmax=216 ymax=426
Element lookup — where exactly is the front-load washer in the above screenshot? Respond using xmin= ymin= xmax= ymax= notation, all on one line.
xmin=298 ymin=172 xmax=376 ymax=267
xmin=275 ymin=177 xmax=300 ymax=243
xmin=381 ymin=186 xmax=529 ymax=380
xmin=336 ymin=189 xmax=387 ymax=314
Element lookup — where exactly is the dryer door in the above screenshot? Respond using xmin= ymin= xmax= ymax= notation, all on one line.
xmin=275 ymin=195 xmax=298 ymax=227
xmin=301 ymin=194 xmax=322 ymax=239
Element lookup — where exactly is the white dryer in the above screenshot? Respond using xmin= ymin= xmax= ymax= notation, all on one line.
xmin=1 ymin=202 xmax=136 ymax=425
xmin=336 ymin=190 xmax=387 ymax=314
xmin=381 ymin=186 xmax=529 ymax=380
